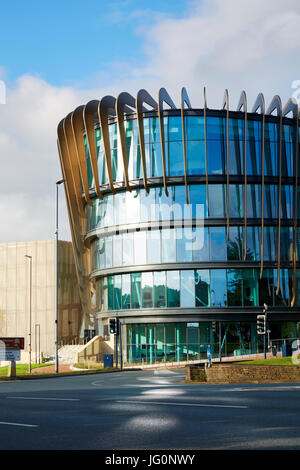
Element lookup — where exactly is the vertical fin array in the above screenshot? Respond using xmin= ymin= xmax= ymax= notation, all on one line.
xmin=181 ymin=87 xmax=192 ymax=204
xmin=71 ymin=106 xmax=93 ymax=206
xmin=115 ymin=92 xmax=136 ymax=192
xmin=237 ymin=91 xmax=248 ymax=260
xmin=204 ymin=87 xmax=210 ymax=216
xmin=282 ymin=98 xmax=299 ymax=306
xmin=158 ymin=88 xmax=177 ymax=196
xmin=136 ymin=89 xmax=158 ymax=192
xmin=98 ymin=96 xmax=117 ymax=194
xmin=252 ymin=93 xmax=266 ymax=279
xmin=83 ymin=100 xmax=104 ymax=200
xmin=222 ymin=89 xmax=230 ymax=240
xmin=267 ymin=96 xmax=283 ymax=295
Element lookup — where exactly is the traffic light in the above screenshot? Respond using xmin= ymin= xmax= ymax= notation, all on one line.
xmin=109 ymin=318 xmax=120 ymax=335
xmin=109 ymin=318 xmax=116 ymax=335
xmin=212 ymin=321 xmax=217 ymax=334
xmin=257 ymin=315 xmax=266 ymax=335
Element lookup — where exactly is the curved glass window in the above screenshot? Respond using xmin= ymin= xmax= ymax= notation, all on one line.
xmin=86 ymin=182 xmax=295 ymax=233
xmin=90 ymin=222 xmax=292 ymax=271
xmin=96 ymin=268 xmax=297 ymax=312
xmin=86 ymin=116 xmax=296 ymax=189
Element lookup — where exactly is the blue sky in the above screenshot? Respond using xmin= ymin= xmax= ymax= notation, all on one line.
xmin=0 ymin=0 xmax=190 ymax=87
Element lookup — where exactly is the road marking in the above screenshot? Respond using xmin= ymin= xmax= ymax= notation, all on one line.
xmin=217 ymin=386 xmax=300 ymax=392
xmin=117 ymin=400 xmax=248 ymax=409
xmin=6 ymin=397 xmax=80 ymax=401
xmin=0 ymin=421 xmax=38 ymax=428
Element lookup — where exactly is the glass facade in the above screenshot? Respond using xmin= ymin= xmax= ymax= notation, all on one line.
xmin=85 ymin=116 xmax=298 ymax=187
xmin=86 ymin=183 xmax=296 ymax=232
xmin=90 ymin=226 xmax=297 ymax=271
xmin=84 ymin=110 xmax=300 ymax=365
xmin=96 ymin=268 xmax=297 ymax=312
xmin=125 ymin=321 xmax=299 ymax=365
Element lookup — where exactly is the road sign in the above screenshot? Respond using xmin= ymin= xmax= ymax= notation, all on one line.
xmin=0 ymin=338 xmax=24 ymax=350
xmin=0 ymin=350 xmax=20 ymax=361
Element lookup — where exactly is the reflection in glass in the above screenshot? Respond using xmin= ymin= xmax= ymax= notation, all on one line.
xmin=195 ymin=270 xmax=210 ymax=307
xmin=210 ymin=270 xmax=227 ymax=307
xmin=142 ymin=272 xmax=153 ymax=308
xmin=210 ymin=227 xmax=226 ymax=261
xmin=154 ymin=271 xmax=166 ymax=308
xmin=122 ymin=274 xmax=131 ymax=309
xmin=180 ymin=270 xmax=195 ymax=307
xmin=167 ymin=271 xmax=180 ymax=307
xmin=131 ymin=273 xmax=142 ymax=309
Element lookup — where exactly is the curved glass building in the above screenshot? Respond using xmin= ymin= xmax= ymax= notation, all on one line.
xmin=57 ymin=88 xmax=300 ymax=364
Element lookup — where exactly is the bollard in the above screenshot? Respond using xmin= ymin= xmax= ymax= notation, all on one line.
xmin=8 ymin=360 xmax=16 ymax=378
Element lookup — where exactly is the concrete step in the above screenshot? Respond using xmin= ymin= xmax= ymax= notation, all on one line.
xmin=58 ymin=345 xmax=83 ymax=364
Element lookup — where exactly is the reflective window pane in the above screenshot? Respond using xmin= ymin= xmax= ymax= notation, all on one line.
xmin=180 ymin=270 xmax=195 ymax=307
xmin=167 ymin=271 xmax=180 ymax=307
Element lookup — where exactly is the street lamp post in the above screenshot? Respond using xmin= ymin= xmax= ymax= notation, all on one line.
xmin=24 ymin=255 xmax=32 ymax=373
xmin=55 ymin=179 xmax=65 ymax=374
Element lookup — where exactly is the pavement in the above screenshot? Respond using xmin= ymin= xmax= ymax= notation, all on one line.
xmin=31 ymin=364 xmax=72 ymax=374
xmin=0 ymin=368 xmax=300 ymax=450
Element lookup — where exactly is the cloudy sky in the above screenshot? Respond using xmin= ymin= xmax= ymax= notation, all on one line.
xmin=0 ymin=0 xmax=299 ymax=242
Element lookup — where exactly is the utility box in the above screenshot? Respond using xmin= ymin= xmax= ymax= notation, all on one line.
xmin=282 ymin=344 xmax=292 ymax=357
xmin=103 ymin=354 xmax=113 ymax=368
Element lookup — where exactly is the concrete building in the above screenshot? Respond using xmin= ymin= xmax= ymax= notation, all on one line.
xmin=57 ymin=87 xmax=300 ymax=365
xmin=0 ymin=240 xmax=83 ymax=360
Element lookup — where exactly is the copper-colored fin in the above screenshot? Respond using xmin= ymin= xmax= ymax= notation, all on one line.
xmin=181 ymin=87 xmax=192 ymax=204
xmin=252 ymin=93 xmax=266 ymax=279
xmin=223 ymin=89 xmax=230 ymax=240
xmin=116 ymin=92 xmax=136 ymax=192
xmin=58 ymin=137 xmax=90 ymax=324
xmin=136 ymin=89 xmax=158 ymax=193
xmin=61 ymin=115 xmax=85 ymax=219
xmin=204 ymin=87 xmax=210 ymax=217
xmin=237 ymin=91 xmax=248 ymax=260
xmin=71 ymin=106 xmax=93 ymax=206
xmin=267 ymin=95 xmax=283 ymax=295
xmin=283 ymin=98 xmax=299 ymax=306
xmin=83 ymin=100 xmax=103 ymax=200
xmin=57 ymin=137 xmax=82 ymax=255
xmin=98 ymin=95 xmax=117 ymax=194
xmin=158 ymin=88 xmax=177 ymax=197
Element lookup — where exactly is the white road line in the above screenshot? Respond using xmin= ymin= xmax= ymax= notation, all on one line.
xmin=217 ymin=386 xmax=300 ymax=392
xmin=0 ymin=421 xmax=38 ymax=428
xmin=117 ymin=400 xmax=248 ymax=409
xmin=6 ymin=397 xmax=80 ymax=401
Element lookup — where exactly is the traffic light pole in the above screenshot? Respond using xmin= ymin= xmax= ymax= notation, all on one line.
xmin=115 ymin=333 xmax=118 ymax=368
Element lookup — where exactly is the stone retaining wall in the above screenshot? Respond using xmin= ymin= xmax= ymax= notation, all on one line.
xmin=186 ymin=363 xmax=300 ymax=384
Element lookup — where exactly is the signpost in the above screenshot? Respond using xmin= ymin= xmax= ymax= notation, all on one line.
xmin=0 ymin=338 xmax=25 ymax=377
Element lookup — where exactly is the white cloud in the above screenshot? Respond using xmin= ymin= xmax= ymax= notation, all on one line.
xmin=1 ymin=0 xmax=300 ymax=243
xmin=142 ymin=0 xmax=300 ymax=107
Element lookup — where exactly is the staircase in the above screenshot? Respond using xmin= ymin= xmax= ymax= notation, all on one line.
xmin=58 ymin=345 xmax=83 ymax=364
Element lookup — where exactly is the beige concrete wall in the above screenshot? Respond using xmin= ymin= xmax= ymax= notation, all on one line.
xmin=0 ymin=240 xmax=83 ymax=359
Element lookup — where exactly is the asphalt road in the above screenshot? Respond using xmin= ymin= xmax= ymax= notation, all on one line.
xmin=1 ymin=369 xmax=300 ymax=450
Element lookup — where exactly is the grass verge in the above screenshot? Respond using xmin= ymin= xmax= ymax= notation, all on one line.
xmin=0 ymin=362 xmax=54 ymax=375
xmin=236 ymin=357 xmax=299 ymax=366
